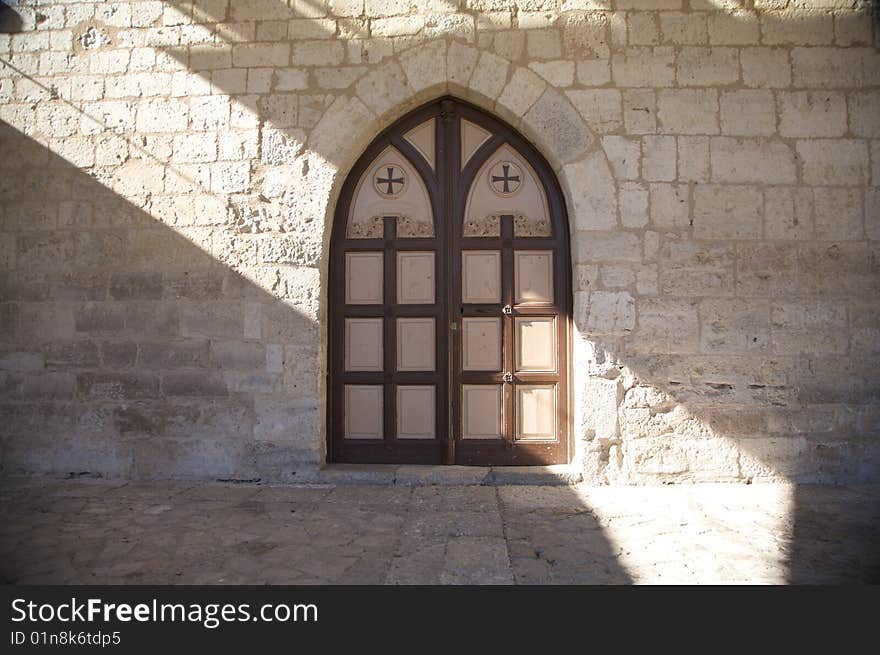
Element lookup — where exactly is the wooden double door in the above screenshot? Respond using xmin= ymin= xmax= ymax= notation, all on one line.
xmin=329 ymin=98 xmax=571 ymax=466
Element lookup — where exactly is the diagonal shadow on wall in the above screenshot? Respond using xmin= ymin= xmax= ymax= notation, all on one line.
xmin=0 ymin=119 xmax=321 ymax=481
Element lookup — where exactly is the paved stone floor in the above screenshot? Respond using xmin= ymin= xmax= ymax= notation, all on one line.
xmin=1 ymin=477 xmax=878 ymax=584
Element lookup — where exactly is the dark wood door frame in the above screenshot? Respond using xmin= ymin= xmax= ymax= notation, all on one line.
xmin=327 ymin=97 xmax=573 ymax=466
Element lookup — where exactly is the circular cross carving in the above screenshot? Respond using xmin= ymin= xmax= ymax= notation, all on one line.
xmin=373 ymin=164 xmax=407 ymax=198
xmin=488 ymin=160 xmax=523 ymax=197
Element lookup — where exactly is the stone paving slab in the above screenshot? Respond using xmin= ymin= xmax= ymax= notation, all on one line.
xmin=1 ymin=478 xmax=877 ymax=585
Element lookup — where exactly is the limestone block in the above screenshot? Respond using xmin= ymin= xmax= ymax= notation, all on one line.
xmin=834 ymin=11 xmax=873 ymax=47
xmin=329 ymin=0 xmax=364 ymax=17
xmin=78 ymin=372 xmax=160 ymax=400
xmin=529 ymin=60 xmax=575 ymax=87
xmin=579 ymin=377 xmax=621 ymax=440
xmin=657 ymin=89 xmax=719 ymax=135
xmin=677 ymin=46 xmax=738 ymax=86
xmin=707 ymin=10 xmax=759 ymax=45
xmin=813 ymin=187 xmax=864 ymax=240
xmin=619 ymin=182 xmax=648 ymax=228
xmin=576 ymin=232 xmax=642 ymax=263
xmin=137 ymin=341 xmax=210 ymax=369
xmin=172 ymin=133 xmax=217 ymax=163
xmin=631 ymin=298 xmax=700 ymax=354
xmin=764 ymin=186 xmax=814 ymax=240
xmin=526 ymin=29 xmax=562 ymax=59
xmin=601 ymin=265 xmax=636 ymax=288
xmin=564 ymin=151 xmax=617 ymax=230
xmin=797 ymin=139 xmax=870 ymax=187
xmin=622 ymin=89 xmax=656 ymax=134
xmin=624 ymin=435 xmax=741 ymax=481
xmin=761 ymin=10 xmax=834 ymax=46
xmin=612 ymin=47 xmax=675 ymax=87
xmin=711 ymin=137 xmax=796 ymax=184
xmin=778 ymin=91 xmax=847 ymax=138
xmin=867 ymin=188 xmax=880 ymax=241
xmin=641 ymin=135 xmax=676 ymax=182
xmin=567 ymin=89 xmax=621 ymax=134
xmin=693 ymin=185 xmax=763 ymax=239
xmin=601 ymin=136 xmax=640 ymax=180
xmin=190 ymin=96 xmax=230 ymax=131
xmin=650 ymin=183 xmax=689 ymax=229
xmin=233 ymin=43 xmax=291 ymax=68
xmin=677 ymin=136 xmax=710 ymax=182
xmin=497 ymin=67 xmax=546 ymax=117
xmin=576 ymin=59 xmax=610 ymax=86
xmin=560 ymin=11 xmax=610 ymax=58
xmin=210 ymin=340 xmax=266 ymax=370
xmin=292 ymin=40 xmax=344 ymax=66
xmin=399 ymin=40 xmax=447 ymax=94
xmin=162 ymin=371 xmax=228 ymax=397
xmin=700 ymin=298 xmax=770 ymax=354
xmin=468 ymin=50 xmax=509 ymax=101
xmin=719 ymin=90 xmax=776 ymax=136
xmin=580 ymin=290 xmax=635 ymax=335
xmin=659 ymin=241 xmax=735 ymax=296
xmin=660 ymin=12 xmax=708 ymax=45
xmin=849 ymin=91 xmax=880 ymax=138
xmin=772 ymin=301 xmax=849 ymax=356
xmin=791 ymin=47 xmax=865 ymax=88
xmin=447 ymin=41 xmax=479 ymax=89
xmin=627 ymin=13 xmax=659 ymax=46
xmin=736 ymin=243 xmax=799 ymax=297
xmin=740 ymin=46 xmax=791 ymax=88
xmin=524 ymin=88 xmax=592 ymax=164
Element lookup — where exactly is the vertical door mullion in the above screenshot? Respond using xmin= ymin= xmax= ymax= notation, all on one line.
xmin=383 ymin=217 xmax=396 ymax=449
xmin=501 ymin=217 xmax=515 ymax=446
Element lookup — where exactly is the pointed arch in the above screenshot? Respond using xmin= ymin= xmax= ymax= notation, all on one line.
xmin=328 ymin=96 xmax=573 ymax=466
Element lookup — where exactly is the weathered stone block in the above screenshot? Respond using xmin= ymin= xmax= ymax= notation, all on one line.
xmin=770 ymin=301 xmax=848 ymax=355
xmin=736 ymin=243 xmax=799 ymax=297
xmin=162 ymin=371 xmax=228 ymax=397
xmin=657 ymin=89 xmax=718 ymax=135
xmin=797 ymin=139 xmax=870 ymax=187
xmin=659 ymin=241 xmax=735 ymax=296
xmin=710 ymin=137 xmax=796 ymax=184
xmin=720 ymin=90 xmax=776 ymax=136
xmin=630 ymin=299 xmax=700 ymax=354
xmin=78 ymin=372 xmax=160 ymax=400
xmin=650 ymin=183 xmax=689 ymax=230
xmin=677 ymin=46 xmax=738 ymax=86
xmin=641 ymin=135 xmax=676 ymax=181
xmin=693 ymin=185 xmax=763 ymax=240
xmin=579 ymin=290 xmax=635 ymax=335
xmin=700 ymin=298 xmax=770 ymax=354
xmin=777 ymin=91 xmax=847 ymax=138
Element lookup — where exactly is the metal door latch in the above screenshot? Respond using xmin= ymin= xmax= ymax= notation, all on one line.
xmin=502 ymin=304 xmax=513 ymax=315
xmin=502 ymin=372 xmax=513 ymax=383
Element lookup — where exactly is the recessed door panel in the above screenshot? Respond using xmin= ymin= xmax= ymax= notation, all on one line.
xmin=345 ymin=252 xmax=383 ymax=304
xmin=462 ymin=318 xmax=502 ymax=371
xmin=331 ymin=98 xmax=570 ymax=466
xmin=515 ymin=250 xmax=554 ymax=304
xmin=397 ymin=251 xmax=435 ymax=304
xmin=462 ymin=385 xmax=502 ymax=439
xmin=397 ymin=318 xmax=435 ymax=371
xmin=516 ymin=385 xmax=556 ymax=441
xmin=345 ymin=318 xmax=383 ymax=371
xmin=397 ymin=385 xmax=435 ymax=439
xmin=345 ymin=385 xmax=383 ymax=439
xmin=462 ymin=250 xmax=501 ymax=304
xmin=515 ymin=317 xmax=556 ymax=372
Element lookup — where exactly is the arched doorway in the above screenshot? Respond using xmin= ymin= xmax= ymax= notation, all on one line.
xmin=328 ymin=97 xmax=572 ymax=466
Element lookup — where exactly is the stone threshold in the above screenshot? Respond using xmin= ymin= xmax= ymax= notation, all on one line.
xmin=302 ymin=463 xmax=583 ymax=486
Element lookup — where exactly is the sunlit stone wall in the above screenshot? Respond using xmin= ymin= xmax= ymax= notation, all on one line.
xmin=0 ymin=0 xmax=878 ymax=483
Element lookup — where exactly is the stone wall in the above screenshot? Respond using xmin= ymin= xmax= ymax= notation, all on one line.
xmin=0 ymin=0 xmax=878 ymax=483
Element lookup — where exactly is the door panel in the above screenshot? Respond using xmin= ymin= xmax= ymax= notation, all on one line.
xmin=330 ymin=98 xmax=570 ymax=466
